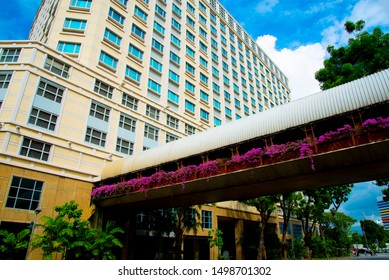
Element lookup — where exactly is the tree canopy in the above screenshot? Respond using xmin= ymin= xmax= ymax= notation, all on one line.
xmin=315 ymin=20 xmax=389 ymax=90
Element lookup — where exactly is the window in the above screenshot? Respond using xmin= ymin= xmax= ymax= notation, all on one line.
xmin=148 ymin=79 xmax=161 ymax=94
xmin=172 ymin=18 xmax=181 ymax=31
xmin=57 ymin=42 xmax=81 ymax=55
xmin=168 ymin=90 xmax=179 ymax=104
xmin=211 ymin=52 xmax=218 ymax=62
xmin=37 ymin=79 xmax=64 ymax=103
xmin=122 ymin=93 xmax=138 ymax=110
xmin=6 ymin=177 xmax=43 ymax=211
xmin=185 ymin=81 xmax=195 ymax=94
xmin=171 ymin=34 xmax=181 ymax=47
xmin=104 ymin=28 xmax=122 ymax=47
xmin=186 ymin=63 xmax=195 ymax=75
xmin=125 ymin=65 xmax=142 ymax=82
xmin=152 ymin=39 xmax=164 ymax=52
xmin=20 ymin=137 xmax=51 ymax=161
xmin=146 ymin=105 xmax=160 ymax=120
xmin=119 ymin=113 xmax=136 ymax=132
xmin=213 ymin=99 xmax=221 ymax=110
xmin=70 ymin=0 xmax=92 ymax=9
xmin=200 ymin=73 xmax=208 ymax=84
xmin=212 ymin=67 xmax=219 ymax=77
xmin=63 ymin=18 xmax=86 ymax=32
xmin=200 ymin=90 xmax=209 ymax=102
xmin=144 ymin=124 xmax=159 ymax=141
xmin=149 ymin=56 xmax=162 ymax=72
xmin=198 ymin=57 xmax=207 ymax=69
xmin=186 ymin=46 xmax=195 ymax=58
xmin=199 ymin=41 xmax=207 ymax=52
xmin=90 ymin=101 xmax=110 ymax=122
xmin=214 ymin=117 xmax=221 ymax=126
xmin=44 ymin=56 xmax=70 ymax=78
xmin=153 ymin=21 xmax=165 ymax=35
xmin=155 ymin=4 xmax=166 ymax=18
xmin=131 ymin=24 xmax=145 ymax=40
xmin=108 ymin=7 xmax=125 ymax=25
xmin=225 ymin=107 xmax=232 ymax=117
xmin=170 ymin=51 xmax=180 ymax=64
xmin=28 ymin=108 xmax=58 ymax=131
xmin=166 ymin=133 xmax=179 ymax=143
xmin=202 ymin=210 xmax=212 ymax=229
xmin=187 ymin=3 xmax=195 ymax=13
xmin=185 ymin=124 xmax=196 ymax=135
xmin=172 ymin=3 xmax=182 ymax=16
xmin=186 ymin=30 xmax=195 ymax=42
xmin=199 ymin=14 xmax=207 ymax=25
xmin=134 ymin=6 xmax=147 ymax=21
xmin=128 ymin=44 xmax=143 ymax=60
xmin=167 ymin=114 xmax=179 ymax=129
xmin=169 ymin=70 xmax=180 ymax=83
xmin=117 ymin=0 xmax=128 ymax=6
xmin=200 ymin=109 xmax=209 ymax=120
xmin=116 ymin=138 xmax=134 ymax=155
xmin=186 ymin=16 xmax=195 ymax=27
xmin=85 ymin=127 xmax=106 ymax=147
xmin=199 ymin=2 xmax=206 ymax=12
xmin=99 ymin=51 xmax=118 ymax=70
xmin=94 ymin=79 xmax=113 ymax=98
xmin=199 ymin=27 xmax=207 ymax=38
xmin=0 ymin=71 xmax=13 ymax=89
xmin=185 ymin=100 xmax=195 ymax=113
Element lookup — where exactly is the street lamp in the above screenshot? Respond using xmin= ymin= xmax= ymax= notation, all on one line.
xmin=25 ymin=207 xmax=42 ymax=260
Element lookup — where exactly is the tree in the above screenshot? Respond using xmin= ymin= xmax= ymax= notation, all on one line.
xmin=241 ymin=195 xmax=279 ymax=259
xmin=0 ymin=228 xmax=30 ymax=259
xmin=374 ymin=179 xmax=389 ymax=201
xmin=151 ymin=206 xmax=201 ymax=260
xmin=295 ymin=184 xmax=353 ymax=258
xmin=318 ymin=212 xmax=356 ymax=257
xmin=315 ymin=20 xmax=389 ymax=90
xmin=278 ymin=192 xmax=299 ymax=259
xmin=32 ymin=200 xmax=123 ymax=259
xmin=208 ymin=229 xmax=224 ymax=259
xmin=360 ymin=220 xmax=389 ymax=249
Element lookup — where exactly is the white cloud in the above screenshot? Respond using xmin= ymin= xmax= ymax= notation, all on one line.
xmin=255 ymin=0 xmax=279 ymax=14
xmin=256 ymin=35 xmax=326 ymax=100
xmin=321 ymin=0 xmax=389 ymax=48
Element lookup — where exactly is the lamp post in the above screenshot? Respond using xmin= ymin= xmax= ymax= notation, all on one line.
xmin=25 ymin=207 xmax=42 ymax=260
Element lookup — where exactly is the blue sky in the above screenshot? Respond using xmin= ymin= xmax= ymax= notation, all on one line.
xmin=0 ymin=0 xmax=388 ymax=233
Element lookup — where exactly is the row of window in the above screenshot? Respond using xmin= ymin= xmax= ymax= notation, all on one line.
xmin=136 ymin=209 xmax=213 ymax=231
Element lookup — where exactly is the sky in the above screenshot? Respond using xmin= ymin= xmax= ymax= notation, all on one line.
xmin=0 ymin=0 xmax=388 ymax=234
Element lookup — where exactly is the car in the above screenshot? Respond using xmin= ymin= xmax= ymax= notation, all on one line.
xmin=384 ymin=248 xmax=389 ymax=253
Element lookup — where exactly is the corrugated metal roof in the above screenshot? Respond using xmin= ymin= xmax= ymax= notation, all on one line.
xmin=100 ymin=69 xmax=389 ymax=180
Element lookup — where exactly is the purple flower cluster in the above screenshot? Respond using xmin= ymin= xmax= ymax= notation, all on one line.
xmin=362 ymin=117 xmax=389 ymax=131
xmin=314 ymin=124 xmax=354 ymax=144
xmin=92 ymin=117 xmax=388 ymax=199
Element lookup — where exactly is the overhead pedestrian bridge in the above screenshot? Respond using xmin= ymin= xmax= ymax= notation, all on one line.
xmin=93 ymin=70 xmax=389 ymax=210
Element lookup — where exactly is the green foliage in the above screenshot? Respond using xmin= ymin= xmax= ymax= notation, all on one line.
xmin=32 ymin=200 xmax=123 ymax=260
xmin=295 ymin=184 xmax=353 ymax=258
xmin=360 ymin=220 xmax=389 ymax=249
xmin=374 ymin=179 xmax=389 ymax=201
xmin=0 ymin=228 xmax=31 ymax=259
xmin=208 ymin=229 xmax=225 ymax=259
xmin=241 ymin=195 xmax=279 ymax=259
xmin=264 ymin=231 xmax=281 ymax=260
xmin=290 ymin=238 xmax=306 ymax=260
xmin=151 ymin=206 xmax=201 ymax=260
xmin=315 ymin=20 xmax=389 ymax=90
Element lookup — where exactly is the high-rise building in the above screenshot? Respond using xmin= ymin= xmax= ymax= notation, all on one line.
xmin=0 ymin=0 xmax=291 ymax=259
xmin=377 ymin=197 xmax=389 ymax=231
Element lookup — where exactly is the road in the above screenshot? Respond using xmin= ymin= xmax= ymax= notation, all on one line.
xmin=343 ymin=253 xmax=389 ymax=260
